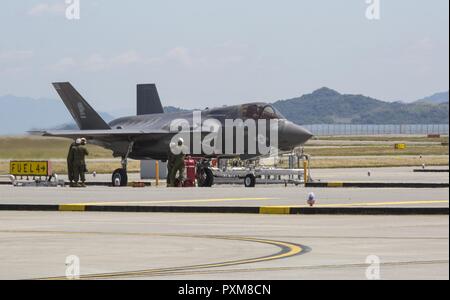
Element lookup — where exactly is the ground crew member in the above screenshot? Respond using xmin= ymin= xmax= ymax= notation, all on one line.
xmin=168 ymin=138 xmax=186 ymax=187
xmin=167 ymin=146 xmax=176 ymax=187
xmin=67 ymin=139 xmax=78 ymax=187
xmin=73 ymin=137 xmax=89 ymax=187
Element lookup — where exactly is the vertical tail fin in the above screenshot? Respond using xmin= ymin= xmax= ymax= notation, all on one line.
xmin=137 ymin=84 xmax=164 ymax=115
xmin=52 ymin=82 xmax=111 ymax=130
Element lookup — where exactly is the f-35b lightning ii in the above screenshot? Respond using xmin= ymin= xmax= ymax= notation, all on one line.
xmin=39 ymin=82 xmax=313 ymax=186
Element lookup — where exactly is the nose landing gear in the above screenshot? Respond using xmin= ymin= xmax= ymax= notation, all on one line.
xmin=112 ymin=167 xmax=128 ymax=187
xmin=111 ymin=141 xmax=134 ymax=187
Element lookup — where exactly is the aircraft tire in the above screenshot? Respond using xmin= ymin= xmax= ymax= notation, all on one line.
xmin=197 ymin=167 xmax=214 ymax=187
xmin=112 ymin=168 xmax=128 ymax=187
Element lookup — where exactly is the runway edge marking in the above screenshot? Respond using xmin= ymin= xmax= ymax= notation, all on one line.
xmin=259 ymin=206 xmax=291 ymax=215
xmin=58 ymin=204 xmax=85 ymax=212
xmin=327 ymin=182 xmax=344 ymax=188
xmin=0 ymin=203 xmax=448 ymax=215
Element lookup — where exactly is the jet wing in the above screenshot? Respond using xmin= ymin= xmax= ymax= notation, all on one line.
xmin=30 ymin=127 xmax=214 ymax=140
xmin=30 ymin=129 xmax=170 ymax=140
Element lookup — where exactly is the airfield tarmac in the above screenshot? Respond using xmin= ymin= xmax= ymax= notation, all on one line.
xmin=0 ymin=185 xmax=448 ymax=208
xmin=0 ymin=166 xmax=448 ymax=280
xmin=311 ymin=166 xmax=449 ymax=183
xmin=0 ymin=212 xmax=447 ymax=280
xmin=0 ymin=167 xmax=448 ymax=208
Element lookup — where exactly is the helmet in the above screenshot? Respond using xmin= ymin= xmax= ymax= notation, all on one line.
xmin=80 ymin=138 xmax=87 ymax=145
xmin=75 ymin=138 xmax=82 ymax=145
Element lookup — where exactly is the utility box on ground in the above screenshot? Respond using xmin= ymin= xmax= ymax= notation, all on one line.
xmin=140 ymin=160 xmax=168 ymax=180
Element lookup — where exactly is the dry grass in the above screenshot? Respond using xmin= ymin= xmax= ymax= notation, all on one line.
xmin=0 ymin=136 xmax=112 ymax=159
xmin=316 ymin=135 xmax=449 ymax=143
xmin=307 ymin=156 xmax=449 ymax=169
xmin=0 ymin=135 xmax=448 ymax=174
xmin=0 ymin=136 xmax=135 ymax=175
xmin=1 ymin=136 xmax=448 ymax=159
xmin=303 ymin=145 xmax=448 ymax=157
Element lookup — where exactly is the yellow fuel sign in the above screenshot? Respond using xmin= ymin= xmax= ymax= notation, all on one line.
xmin=9 ymin=161 xmax=52 ymax=176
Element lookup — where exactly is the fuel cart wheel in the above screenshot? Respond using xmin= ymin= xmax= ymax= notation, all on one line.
xmin=244 ymin=174 xmax=256 ymax=188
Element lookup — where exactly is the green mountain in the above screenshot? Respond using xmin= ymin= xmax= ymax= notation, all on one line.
xmin=272 ymin=88 xmax=449 ymax=125
xmin=0 ymin=95 xmax=114 ymax=135
xmin=163 ymin=106 xmax=190 ymax=113
xmin=1 ymin=88 xmax=448 ymax=135
xmin=415 ymin=91 xmax=449 ymax=105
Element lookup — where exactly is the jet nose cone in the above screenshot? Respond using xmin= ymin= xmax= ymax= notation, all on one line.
xmin=279 ymin=121 xmax=313 ymax=150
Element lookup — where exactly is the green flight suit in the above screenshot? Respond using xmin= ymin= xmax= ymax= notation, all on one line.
xmin=167 ymin=150 xmax=175 ymax=187
xmin=73 ymin=145 xmax=89 ymax=183
xmin=168 ymin=153 xmax=185 ymax=187
xmin=67 ymin=142 xmax=76 ymax=183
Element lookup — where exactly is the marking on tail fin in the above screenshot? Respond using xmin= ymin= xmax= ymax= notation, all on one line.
xmin=77 ymin=102 xmax=87 ymax=119
xmin=52 ymin=82 xmax=111 ymax=130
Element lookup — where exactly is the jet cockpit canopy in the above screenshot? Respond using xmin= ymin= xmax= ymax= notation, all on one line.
xmin=240 ymin=103 xmax=285 ymax=120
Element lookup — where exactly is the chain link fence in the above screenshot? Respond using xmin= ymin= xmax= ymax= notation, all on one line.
xmin=303 ymin=124 xmax=449 ymax=136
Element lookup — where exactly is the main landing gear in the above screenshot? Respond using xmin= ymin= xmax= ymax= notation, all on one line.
xmin=196 ymin=159 xmax=214 ymax=187
xmin=112 ymin=142 xmax=134 ymax=187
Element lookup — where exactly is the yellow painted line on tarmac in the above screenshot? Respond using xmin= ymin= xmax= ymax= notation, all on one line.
xmin=277 ymin=200 xmax=449 ymax=209
xmin=68 ymin=197 xmax=276 ymax=206
xmin=30 ymin=233 xmax=305 ymax=280
xmin=320 ymin=200 xmax=448 ymax=207
xmin=197 ymin=237 xmax=304 ymax=266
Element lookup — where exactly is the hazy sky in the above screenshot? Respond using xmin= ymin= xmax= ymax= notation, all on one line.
xmin=0 ymin=0 xmax=448 ymax=115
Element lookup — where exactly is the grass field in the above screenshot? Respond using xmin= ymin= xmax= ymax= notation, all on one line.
xmin=0 ymin=136 xmax=112 ymax=159
xmin=303 ymin=145 xmax=448 ymax=156
xmin=305 ymin=156 xmax=448 ymax=169
xmin=316 ymin=136 xmax=449 ymax=143
xmin=0 ymin=135 xmax=448 ymax=175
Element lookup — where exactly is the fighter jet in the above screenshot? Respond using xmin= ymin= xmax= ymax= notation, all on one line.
xmin=39 ymin=82 xmax=313 ymax=186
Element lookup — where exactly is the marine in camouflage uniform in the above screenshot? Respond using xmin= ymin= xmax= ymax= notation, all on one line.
xmin=167 ymin=150 xmax=175 ymax=187
xmin=73 ymin=138 xmax=89 ymax=187
xmin=167 ymin=139 xmax=186 ymax=187
xmin=67 ymin=141 xmax=77 ymax=187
